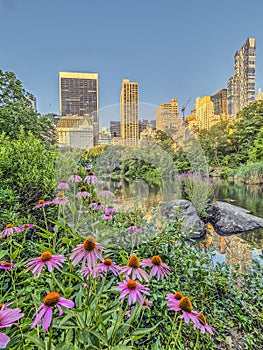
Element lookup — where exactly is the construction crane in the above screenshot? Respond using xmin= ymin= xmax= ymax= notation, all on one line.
xmin=181 ymin=97 xmax=191 ymax=123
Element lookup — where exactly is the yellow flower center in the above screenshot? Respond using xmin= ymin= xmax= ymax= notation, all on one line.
xmin=6 ymin=224 xmax=13 ymax=229
xmin=57 ymin=192 xmax=64 ymax=199
xmin=43 ymin=292 xmax=60 ymax=306
xmin=174 ymin=292 xmax=183 ymax=300
xmin=179 ymin=296 xmax=193 ymax=312
xmin=197 ymin=313 xmax=207 ymax=325
xmin=83 ymin=236 xmax=96 ymax=251
xmin=104 ymin=258 xmax=112 ymax=266
xmin=127 ymin=280 xmax=137 ymax=290
xmin=88 ymin=171 xmax=94 ymax=175
xmin=151 ymin=255 xmax=162 ymax=266
xmin=128 ymin=254 xmax=140 ymax=268
xmin=38 ymin=199 xmax=45 ymax=204
xmin=40 ymin=251 xmax=53 ymax=262
xmin=80 ymin=186 xmax=87 ymax=192
xmin=0 ymin=303 xmax=3 ymax=308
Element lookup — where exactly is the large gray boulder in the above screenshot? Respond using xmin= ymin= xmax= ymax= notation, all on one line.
xmin=165 ymin=199 xmax=205 ymax=235
xmin=207 ymin=201 xmax=263 ymax=235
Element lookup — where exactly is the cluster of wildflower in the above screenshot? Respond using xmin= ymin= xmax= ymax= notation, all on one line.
xmin=166 ymin=292 xmax=214 ymax=334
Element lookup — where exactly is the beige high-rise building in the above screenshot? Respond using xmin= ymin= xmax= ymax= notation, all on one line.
xmin=156 ymin=98 xmax=180 ymax=131
xmin=120 ymin=79 xmax=138 ymax=146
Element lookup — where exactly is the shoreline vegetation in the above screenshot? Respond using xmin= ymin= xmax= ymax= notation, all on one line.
xmin=0 ymin=70 xmax=263 ymax=349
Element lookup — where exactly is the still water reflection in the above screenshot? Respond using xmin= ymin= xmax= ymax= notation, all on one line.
xmin=111 ymin=178 xmax=263 ymax=271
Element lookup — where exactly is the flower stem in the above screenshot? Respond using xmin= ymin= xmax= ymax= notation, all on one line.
xmin=47 ymin=319 xmax=53 ymax=350
xmin=194 ymin=330 xmax=200 ymax=350
xmin=166 ymin=313 xmax=177 ymax=350
xmin=51 ymin=271 xmax=65 ymax=294
xmin=172 ymin=318 xmax=183 ymax=350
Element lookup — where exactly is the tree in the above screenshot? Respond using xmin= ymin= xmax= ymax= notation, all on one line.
xmin=248 ymin=127 xmax=263 ymax=162
xmin=0 ymin=70 xmax=56 ymax=143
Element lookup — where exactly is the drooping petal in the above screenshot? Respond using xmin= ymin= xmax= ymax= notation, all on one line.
xmin=42 ymin=307 xmax=53 ymax=331
xmin=0 ymin=332 xmax=10 ymax=348
xmin=31 ymin=306 xmax=47 ymax=329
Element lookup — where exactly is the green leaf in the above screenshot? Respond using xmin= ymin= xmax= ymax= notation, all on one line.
xmin=0 ymin=250 xmax=8 ymax=260
xmin=26 ymin=334 xmax=46 ymax=349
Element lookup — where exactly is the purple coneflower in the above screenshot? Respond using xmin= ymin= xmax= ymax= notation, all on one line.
xmin=166 ymin=291 xmax=183 ymax=310
xmin=57 ymin=179 xmax=69 ymax=190
xmin=68 ymin=172 xmax=82 ymax=183
xmin=53 ymin=192 xmax=69 ymax=205
xmin=31 ymin=292 xmax=74 ymax=331
xmin=84 ymin=171 xmax=98 ymax=184
xmin=93 ymin=202 xmax=104 ymax=211
xmin=142 ymin=299 xmax=153 ymax=310
xmin=105 ymin=206 xmax=117 ymax=215
xmin=14 ymin=223 xmax=36 ymax=233
xmin=0 ymin=224 xmax=16 ymax=238
xmin=116 ymin=279 xmax=150 ymax=305
xmin=166 ymin=294 xmax=199 ymax=324
xmin=128 ymin=222 xmax=142 ymax=234
xmin=76 ymin=186 xmax=90 ymax=198
xmin=0 ymin=261 xmax=14 ymax=270
xmin=33 ymin=199 xmax=53 ymax=209
xmin=120 ymin=254 xmax=149 ymax=282
xmin=0 ymin=307 xmax=24 ymax=348
xmin=141 ymin=255 xmax=171 ymax=280
xmin=94 ymin=258 xmax=120 ymax=277
xmin=100 ymin=186 xmax=114 ymax=198
xmin=102 ymin=214 xmax=112 ymax=221
xmin=70 ymin=236 xmax=105 ymax=269
xmin=26 ymin=251 xmax=65 ymax=277
xmin=194 ymin=313 xmax=214 ymax=334
xmin=89 ymin=200 xmax=97 ymax=208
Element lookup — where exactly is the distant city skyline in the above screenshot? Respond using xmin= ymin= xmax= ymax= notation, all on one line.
xmin=1 ymin=0 xmax=263 ymax=127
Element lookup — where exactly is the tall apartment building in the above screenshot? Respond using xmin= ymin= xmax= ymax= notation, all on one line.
xmin=196 ymin=96 xmax=215 ymax=130
xmin=59 ymin=72 xmax=99 ymax=144
xmin=110 ymin=121 xmax=121 ymax=138
xmin=211 ymin=89 xmax=228 ymax=115
xmin=156 ymin=98 xmax=179 ymax=131
xmin=120 ymin=79 xmax=139 ymax=146
xmin=227 ymin=38 xmax=256 ymax=117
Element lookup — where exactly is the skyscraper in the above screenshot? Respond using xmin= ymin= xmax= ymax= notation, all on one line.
xmin=59 ymin=72 xmax=99 ymax=144
xmin=211 ymin=89 xmax=228 ymax=115
xmin=227 ymin=38 xmax=256 ymax=117
xmin=120 ymin=79 xmax=138 ymax=146
xmin=156 ymin=98 xmax=179 ymax=131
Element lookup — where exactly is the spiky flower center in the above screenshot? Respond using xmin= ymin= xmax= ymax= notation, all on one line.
xmin=104 ymin=258 xmax=112 ymax=266
xmin=127 ymin=279 xmax=137 ymax=290
xmin=6 ymin=224 xmax=13 ymax=229
xmin=83 ymin=236 xmax=96 ymax=251
xmin=97 ymin=202 xmax=102 ymax=206
xmin=80 ymin=186 xmax=87 ymax=192
xmin=151 ymin=255 xmax=162 ymax=266
xmin=103 ymin=186 xmax=109 ymax=191
xmin=174 ymin=291 xmax=183 ymax=300
xmin=44 ymin=292 xmax=60 ymax=306
xmin=0 ymin=303 xmax=3 ymax=308
xmin=61 ymin=179 xmax=67 ymax=182
xmin=197 ymin=313 xmax=207 ymax=325
xmin=40 ymin=251 xmax=53 ymax=262
xmin=130 ymin=222 xmax=135 ymax=226
xmin=38 ymin=199 xmax=45 ymax=204
xmin=0 ymin=262 xmax=11 ymax=267
xmin=88 ymin=171 xmax=94 ymax=175
xmin=128 ymin=254 xmax=140 ymax=268
xmin=57 ymin=192 xmax=64 ymax=199
xmin=179 ymin=296 xmax=193 ymax=312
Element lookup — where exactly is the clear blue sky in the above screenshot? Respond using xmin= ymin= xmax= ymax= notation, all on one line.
xmin=1 ymin=0 xmax=263 ymax=127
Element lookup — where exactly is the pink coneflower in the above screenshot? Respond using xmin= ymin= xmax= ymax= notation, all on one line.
xmin=142 ymin=299 xmax=153 ymax=310
xmin=0 ymin=261 xmax=14 ymax=270
xmin=166 ymin=294 xmax=199 ymax=324
xmin=31 ymin=292 xmax=74 ymax=331
xmin=76 ymin=186 xmax=90 ymax=198
xmin=102 ymin=214 xmax=112 ymax=221
xmin=166 ymin=292 xmax=183 ymax=311
xmin=70 ymin=236 xmax=105 ymax=269
xmin=0 ymin=224 xmax=20 ymax=238
xmin=194 ymin=313 xmax=214 ymax=334
xmin=120 ymin=254 xmax=149 ymax=282
xmin=26 ymin=251 xmax=65 ymax=278
xmin=93 ymin=202 xmax=104 ymax=211
xmin=105 ymin=206 xmax=117 ymax=215
xmin=89 ymin=200 xmax=97 ymax=208
xmin=84 ymin=171 xmax=98 ymax=184
xmin=33 ymin=199 xmax=53 ymax=209
xmin=81 ymin=266 xmax=95 ymax=278
xmin=14 ymin=223 xmax=36 ymax=233
xmin=53 ymin=192 xmax=69 ymax=205
xmin=68 ymin=172 xmax=82 ymax=183
xmin=141 ymin=255 xmax=171 ymax=280
xmin=57 ymin=179 xmax=69 ymax=190
xmin=116 ymin=279 xmax=150 ymax=305
xmin=100 ymin=186 xmax=114 ymax=198
xmin=94 ymin=258 xmax=120 ymax=277
xmin=0 ymin=307 xmax=24 ymax=348
xmin=128 ymin=222 xmax=142 ymax=234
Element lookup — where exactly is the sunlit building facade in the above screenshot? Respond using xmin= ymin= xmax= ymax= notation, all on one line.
xmin=156 ymin=98 xmax=179 ymax=131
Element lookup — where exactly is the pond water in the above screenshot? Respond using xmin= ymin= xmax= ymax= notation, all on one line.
xmin=111 ymin=178 xmax=263 ymax=271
